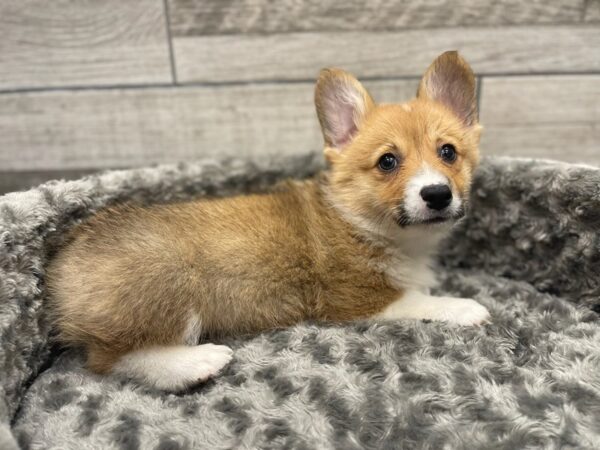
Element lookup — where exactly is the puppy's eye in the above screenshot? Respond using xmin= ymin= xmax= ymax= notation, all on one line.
xmin=378 ymin=153 xmax=398 ymax=172
xmin=438 ymin=144 xmax=457 ymax=163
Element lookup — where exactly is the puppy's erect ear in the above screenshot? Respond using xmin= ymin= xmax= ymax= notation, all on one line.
xmin=418 ymin=51 xmax=478 ymax=127
xmin=315 ymin=68 xmax=375 ymax=155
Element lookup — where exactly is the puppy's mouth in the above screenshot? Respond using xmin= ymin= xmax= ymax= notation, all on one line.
xmin=394 ymin=207 xmax=466 ymax=228
xmin=420 ymin=216 xmax=451 ymax=225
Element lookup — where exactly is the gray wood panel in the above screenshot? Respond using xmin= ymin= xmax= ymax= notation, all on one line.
xmin=481 ymin=124 xmax=599 ymax=165
xmin=173 ymin=26 xmax=600 ymax=83
xmin=480 ymin=75 xmax=600 ymax=125
xmin=585 ymin=0 xmax=600 ymax=21
xmin=0 ymin=0 xmax=172 ymax=90
xmin=0 ymin=80 xmax=419 ymax=172
xmin=480 ymin=75 xmax=600 ymax=164
xmin=169 ymin=0 xmax=585 ymax=36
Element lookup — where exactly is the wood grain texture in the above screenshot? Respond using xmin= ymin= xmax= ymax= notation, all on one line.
xmin=480 ymin=75 xmax=600 ymax=164
xmin=169 ymin=0 xmax=585 ymax=36
xmin=173 ymin=26 xmax=600 ymax=83
xmin=585 ymin=0 xmax=600 ymax=21
xmin=0 ymin=0 xmax=171 ymax=90
xmin=480 ymin=75 xmax=600 ymax=124
xmin=0 ymin=80 xmax=419 ymax=172
xmin=481 ymin=124 xmax=600 ymax=165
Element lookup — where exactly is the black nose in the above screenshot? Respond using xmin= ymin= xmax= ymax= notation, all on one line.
xmin=420 ymin=184 xmax=452 ymax=211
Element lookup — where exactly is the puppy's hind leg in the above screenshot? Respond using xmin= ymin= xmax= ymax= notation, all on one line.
xmin=94 ymin=344 xmax=233 ymax=392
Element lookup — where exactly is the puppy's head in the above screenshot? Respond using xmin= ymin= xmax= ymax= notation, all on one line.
xmin=315 ymin=51 xmax=481 ymax=236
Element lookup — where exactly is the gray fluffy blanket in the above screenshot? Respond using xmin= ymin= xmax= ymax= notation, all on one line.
xmin=1 ymin=154 xmax=599 ymax=449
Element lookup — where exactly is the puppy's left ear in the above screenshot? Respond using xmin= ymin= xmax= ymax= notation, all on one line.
xmin=418 ymin=51 xmax=478 ymax=127
xmin=315 ymin=68 xmax=375 ymax=158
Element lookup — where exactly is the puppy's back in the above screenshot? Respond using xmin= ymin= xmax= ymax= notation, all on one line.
xmin=46 ymin=181 xmax=321 ymax=356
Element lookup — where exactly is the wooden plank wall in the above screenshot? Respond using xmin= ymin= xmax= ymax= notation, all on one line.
xmin=1 ymin=0 xmax=599 ymax=194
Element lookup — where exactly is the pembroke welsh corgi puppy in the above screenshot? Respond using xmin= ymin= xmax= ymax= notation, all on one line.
xmin=47 ymin=51 xmax=489 ymax=392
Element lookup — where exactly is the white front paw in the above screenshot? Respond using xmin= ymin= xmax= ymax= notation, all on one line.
xmin=377 ymin=291 xmax=491 ymax=326
xmin=434 ymin=297 xmax=490 ymax=326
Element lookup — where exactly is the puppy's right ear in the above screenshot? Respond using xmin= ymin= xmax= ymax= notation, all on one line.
xmin=418 ymin=51 xmax=478 ymax=127
xmin=315 ymin=68 xmax=375 ymax=161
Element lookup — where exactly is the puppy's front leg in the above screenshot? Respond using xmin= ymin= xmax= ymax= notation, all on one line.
xmin=377 ymin=290 xmax=490 ymax=326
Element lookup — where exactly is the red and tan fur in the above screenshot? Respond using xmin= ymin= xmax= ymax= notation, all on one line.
xmin=46 ymin=51 xmax=489 ymax=391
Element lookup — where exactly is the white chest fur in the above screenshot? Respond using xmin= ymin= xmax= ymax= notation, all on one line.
xmin=373 ymin=225 xmax=451 ymax=293
xmin=372 ymin=224 xmax=491 ymax=326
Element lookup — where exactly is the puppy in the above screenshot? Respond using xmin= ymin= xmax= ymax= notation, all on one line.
xmin=47 ymin=51 xmax=489 ymax=391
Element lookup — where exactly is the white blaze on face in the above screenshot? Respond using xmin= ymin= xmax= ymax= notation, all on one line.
xmin=403 ymin=164 xmax=462 ymax=221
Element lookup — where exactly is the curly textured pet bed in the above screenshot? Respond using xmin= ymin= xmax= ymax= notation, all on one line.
xmin=1 ymin=154 xmax=599 ymax=450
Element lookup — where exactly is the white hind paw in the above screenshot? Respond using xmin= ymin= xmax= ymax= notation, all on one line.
xmin=113 ymin=343 xmax=234 ymax=392
xmin=434 ymin=297 xmax=491 ymax=326
xmin=188 ymin=344 xmax=234 ymax=381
